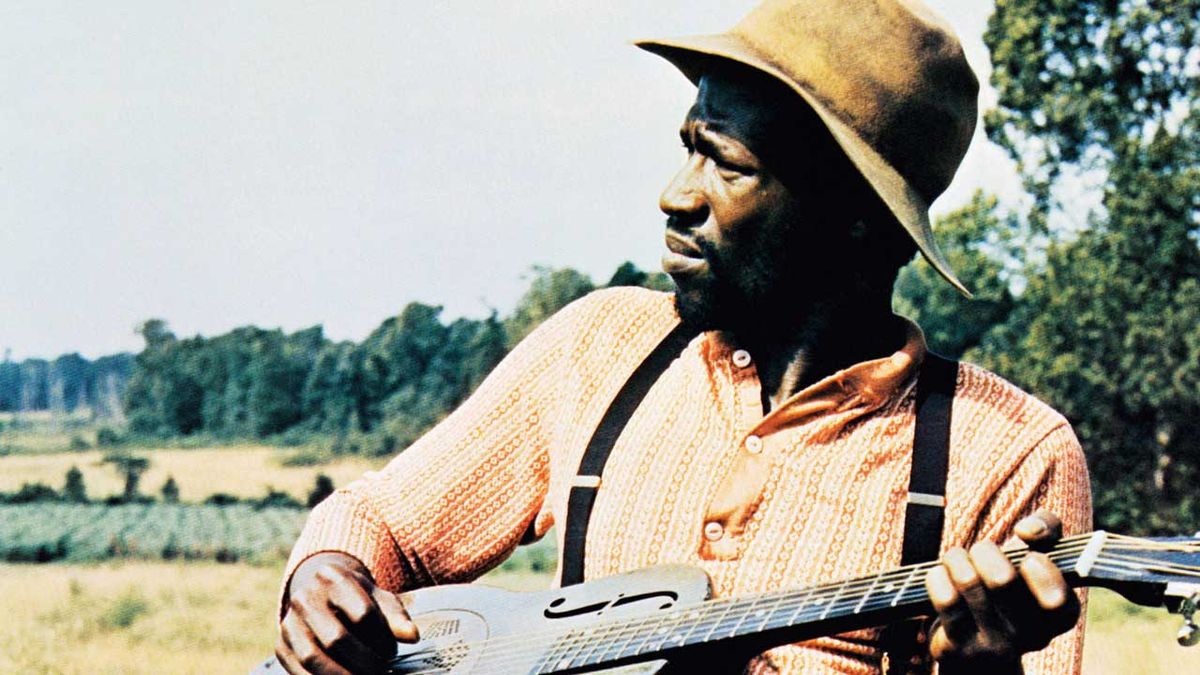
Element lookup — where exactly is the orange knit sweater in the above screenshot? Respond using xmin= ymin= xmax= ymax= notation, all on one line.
xmin=284 ymin=287 xmax=1091 ymax=673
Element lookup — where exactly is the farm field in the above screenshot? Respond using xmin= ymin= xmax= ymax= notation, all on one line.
xmin=0 ymin=446 xmax=388 ymax=502
xmin=0 ymin=503 xmax=307 ymax=563
xmin=0 ymin=561 xmax=1194 ymax=674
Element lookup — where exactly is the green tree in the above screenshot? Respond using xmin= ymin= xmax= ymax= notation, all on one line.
xmin=161 ymin=475 xmax=180 ymax=504
xmin=894 ymin=192 xmax=1019 ymax=359
xmin=504 ymin=266 xmax=596 ymax=348
xmin=102 ymin=451 xmax=150 ymax=502
xmin=62 ymin=466 xmax=88 ymax=503
xmin=307 ymin=473 xmax=335 ymax=508
xmin=981 ymin=0 xmax=1200 ymax=532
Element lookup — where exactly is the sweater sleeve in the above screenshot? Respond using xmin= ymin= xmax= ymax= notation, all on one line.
xmin=972 ymin=423 xmax=1093 ymax=675
xmin=280 ymin=293 xmax=599 ymax=602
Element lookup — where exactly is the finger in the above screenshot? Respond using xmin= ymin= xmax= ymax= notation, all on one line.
xmin=925 ymin=559 xmax=975 ymax=651
xmin=275 ymin=639 xmax=315 ymax=675
xmin=327 ymin=578 xmax=398 ymax=659
xmin=944 ymin=547 xmax=1011 ymax=644
xmin=372 ymin=585 xmax=420 ymax=643
xmin=1014 ymin=511 xmax=1063 ymax=552
xmin=281 ymin=609 xmax=353 ymax=675
xmin=1020 ymin=552 xmax=1080 ymax=633
xmin=967 ymin=542 xmax=1027 ymax=637
xmin=296 ymin=602 xmax=389 ymax=674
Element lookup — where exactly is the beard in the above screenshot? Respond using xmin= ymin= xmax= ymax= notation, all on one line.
xmin=670 ymin=238 xmax=775 ymax=332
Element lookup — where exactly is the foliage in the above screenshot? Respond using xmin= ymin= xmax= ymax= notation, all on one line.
xmin=160 ymin=475 xmax=179 ymax=504
xmin=63 ymin=466 xmax=87 ymax=503
xmin=894 ymin=192 xmax=1020 ymax=358
xmin=101 ymin=451 xmax=150 ymax=502
xmin=100 ymin=591 xmax=150 ymax=630
xmin=1 ymin=482 xmax=60 ymax=504
xmin=306 ymin=473 xmax=335 ymax=509
xmin=970 ymin=0 xmax=1200 ymax=533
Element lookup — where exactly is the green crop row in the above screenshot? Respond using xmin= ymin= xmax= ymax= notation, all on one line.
xmin=0 ymin=503 xmax=307 ymax=563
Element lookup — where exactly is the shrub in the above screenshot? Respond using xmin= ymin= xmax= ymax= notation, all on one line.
xmin=161 ymin=476 xmax=180 ymax=504
xmin=63 ymin=466 xmax=88 ymax=503
xmin=68 ymin=434 xmax=91 ymax=450
xmin=95 ymin=426 xmax=123 ymax=447
xmin=306 ymin=474 xmax=335 ymax=508
xmin=204 ymin=493 xmax=240 ymax=506
xmin=101 ymin=591 xmax=149 ymax=630
xmin=256 ymin=488 xmax=302 ymax=510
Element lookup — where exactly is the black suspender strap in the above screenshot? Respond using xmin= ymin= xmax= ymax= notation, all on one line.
xmin=902 ymin=352 xmax=957 ymax=566
xmin=882 ymin=352 xmax=958 ymax=675
xmin=560 ymin=323 xmax=694 ymax=587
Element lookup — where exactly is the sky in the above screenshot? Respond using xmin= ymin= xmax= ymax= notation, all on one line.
xmin=0 ymin=0 xmax=1021 ymax=360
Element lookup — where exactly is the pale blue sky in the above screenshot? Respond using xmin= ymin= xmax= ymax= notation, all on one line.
xmin=1 ymin=0 xmax=1020 ymax=360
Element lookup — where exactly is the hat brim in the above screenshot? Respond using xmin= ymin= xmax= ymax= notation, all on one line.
xmin=636 ymin=33 xmax=972 ymax=298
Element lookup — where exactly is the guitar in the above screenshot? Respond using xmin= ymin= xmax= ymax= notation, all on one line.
xmin=254 ymin=531 xmax=1200 ymax=674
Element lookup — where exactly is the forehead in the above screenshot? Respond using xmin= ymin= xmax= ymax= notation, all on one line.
xmin=684 ymin=67 xmax=813 ymax=161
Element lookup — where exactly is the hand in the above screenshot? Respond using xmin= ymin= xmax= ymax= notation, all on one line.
xmin=924 ymin=511 xmax=1080 ymax=673
xmin=276 ymin=552 xmax=420 ymax=675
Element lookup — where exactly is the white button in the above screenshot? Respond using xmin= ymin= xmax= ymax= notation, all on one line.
xmin=745 ymin=435 xmax=763 ymax=454
xmin=732 ymin=350 xmax=752 ymax=368
xmin=703 ymin=521 xmax=725 ymax=541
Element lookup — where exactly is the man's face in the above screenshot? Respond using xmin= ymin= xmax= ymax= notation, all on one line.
xmin=660 ymin=69 xmax=845 ymax=331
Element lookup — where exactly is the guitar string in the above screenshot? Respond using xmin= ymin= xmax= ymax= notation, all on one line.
xmin=393 ymin=537 xmax=1200 ymax=675
xmin=395 ymin=550 xmax=1193 ymax=675
xmin=391 ymin=536 xmax=1129 ymax=673
xmin=388 ymin=537 xmax=1116 ymax=673
xmin=390 ymin=536 xmax=1200 ymax=673
xmin=394 ymin=555 xmax=1183 ymax=675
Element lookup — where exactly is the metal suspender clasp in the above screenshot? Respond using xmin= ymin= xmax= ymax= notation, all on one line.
xmin=906 ymin=492 xmax=946 ymax=508
xmin=571 ymin=475 xmax=601 ymax=489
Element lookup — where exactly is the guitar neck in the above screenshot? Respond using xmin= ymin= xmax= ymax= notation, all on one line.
xmin=536 ymin=533 xmax=1099 ymax=673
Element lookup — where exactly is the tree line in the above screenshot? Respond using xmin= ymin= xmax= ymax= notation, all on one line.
xmin=121 ymin=264 xmax=671 ymax=456
xmin=0 ymin=352 xmax=132 ymax=417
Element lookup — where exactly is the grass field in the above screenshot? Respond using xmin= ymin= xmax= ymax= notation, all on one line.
xmin=0 ymin=561 xmax=1195 ymax=674
xmin=0 ymin=446 xmax=387 ymax=502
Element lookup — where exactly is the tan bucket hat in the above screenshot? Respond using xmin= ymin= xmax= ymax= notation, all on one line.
xmin=637 ymin=0 xmax=979 ymax=296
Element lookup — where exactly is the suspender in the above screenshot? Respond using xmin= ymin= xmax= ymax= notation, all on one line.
xmin=882 ymin=352 xmax=958 ymax=675
xmin=560 ymin=323 xmax=694 ymax=586
xmin=559 ymin=336 xmax=958 ymax=672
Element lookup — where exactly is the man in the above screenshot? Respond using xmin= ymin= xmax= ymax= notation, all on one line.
xmin=274 ymin=0 xmax=1091 ymax=673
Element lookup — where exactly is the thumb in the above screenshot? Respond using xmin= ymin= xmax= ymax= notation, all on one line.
xmin=1014 ymin=510 xmax=1063 ymax=552
xmin=371 ymin=586 xmax=420 ymax=643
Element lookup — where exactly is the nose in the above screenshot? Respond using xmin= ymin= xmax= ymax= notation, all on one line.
xmin=659 ymin=155 xmax=707 ymax=222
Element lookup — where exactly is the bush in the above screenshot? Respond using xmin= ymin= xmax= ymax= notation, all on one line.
xmin=5 ymin=482 xmax=59 ymax=504
xmin=161 ymin=476 xmax=180 ymax=504
xmin=204 ymin=493 xmax=241 ymax=506
xmin=255 ymin=488 xmax=302 ymax=510
xmin=306 ymin=474 xmax=335 ymax=508
xmin=101 ymin=591 xmax=149 ymax=630
xmin=68 ymin=434 xmax=90 ymax=450
xmin=63 ymin=466 xmax=88 ymax=503
xmin=96 ymin=427 xmax=123 ymax=447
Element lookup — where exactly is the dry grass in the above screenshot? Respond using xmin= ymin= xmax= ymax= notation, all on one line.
xmin=0 ymin=562 xmax=1194 ymax=674
xmin=0 ymin=446 xmax=387 ymax=502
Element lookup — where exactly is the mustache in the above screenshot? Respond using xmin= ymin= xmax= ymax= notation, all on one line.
xmin=664 ymin=216 xmax=723 ymax=274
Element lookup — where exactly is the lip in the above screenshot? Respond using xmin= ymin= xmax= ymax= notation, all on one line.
xmin=664 ymin=232 xmax=704 ymax=258
xmin=662 ymin=250 xmax=708 ymax=277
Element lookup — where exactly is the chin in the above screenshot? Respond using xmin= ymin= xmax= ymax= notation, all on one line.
xmin=672 ymin=284 xmax=732 ymax=332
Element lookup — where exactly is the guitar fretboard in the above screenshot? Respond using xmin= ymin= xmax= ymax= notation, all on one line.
xmin=533 ymin=539 xmax=1091 ymax=674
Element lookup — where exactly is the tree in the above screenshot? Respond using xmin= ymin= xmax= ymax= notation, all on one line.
xmin=161 ymin=475 xmax=180 ymax=504
xmin=102 ymin=451 xmax=150 ymax=502
xmin=307 ymin=473 xmax=335 ymax=508
xmin=981 ymin=0 xmax=1200 ymax=532
xmin=63 ymin=466 xmax=88 ymax=503
xmin=504 ymin=266 xmax=596 ymax=348
xmin=894 ymin=192 xmax=1019 ymax=359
